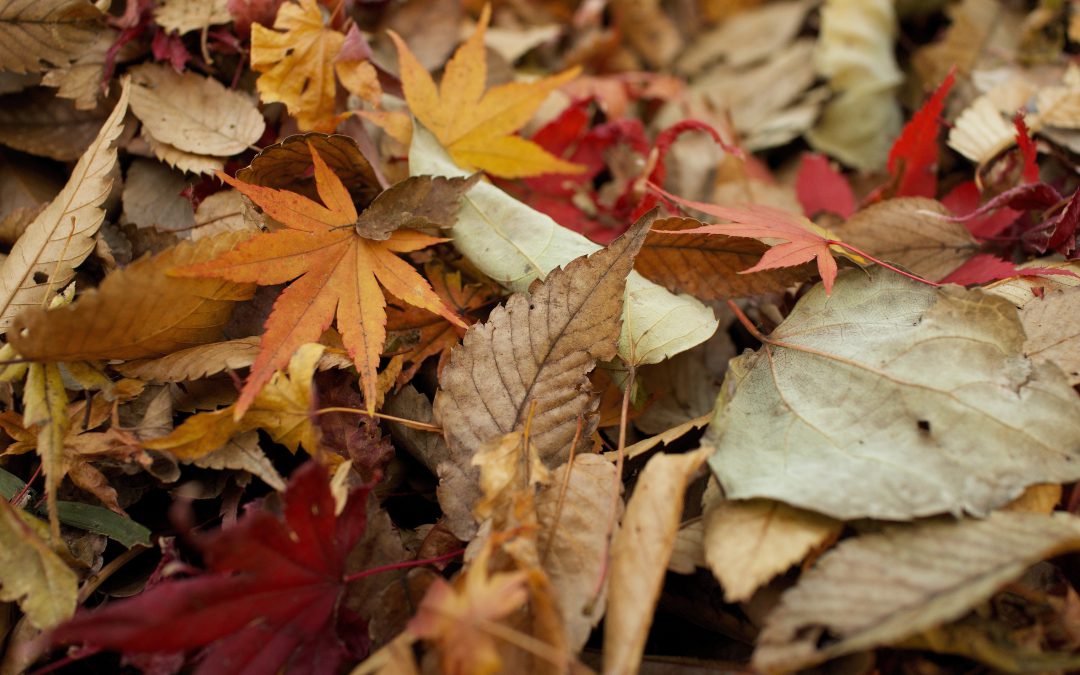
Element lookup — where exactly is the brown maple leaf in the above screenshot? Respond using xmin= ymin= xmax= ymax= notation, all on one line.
xmin=173 ymin=143 xmax=467 ymax=416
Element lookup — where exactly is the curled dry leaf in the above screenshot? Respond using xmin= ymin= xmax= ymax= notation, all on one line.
xmin=433 ymin=211 xmax=646 ymax=536
xmin=129 ymin=64 xmax=266 ymax=157
xmin=603 ymin=446 xmax=711 ymax=675
xmin=0 ymin=0 xmax=103 ymax=75
xmin=703 ymin=495 xmax=840 ymax=603
xmin=9 ymin=232 xmax=256 ymax=361
xmin=707 ymin=268 xmax=1080 ymax=521
xmin=754 ymin=512 xmax=1080 ymax=673
xmin=409 ymin=124 xmax=718 ymax=366
xmin=0 ymin=499 xmax=77 ymax=630
xmin=0 ymin=80 xmax=128 ymax=330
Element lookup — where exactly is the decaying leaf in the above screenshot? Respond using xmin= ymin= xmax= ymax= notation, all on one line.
xmin=409 ymin=124 xmax=718 ymax=366
xmin=703 ymin=495 xmax=840 ymax=602
xmin=0 ymin=0 xmax=103 ymax=75
xmin=10 ymin=232 xmax=256 ymax=361
xmin=754 ymin=512 xmax=1080 ymax=673
xmin=604 ymin=446 xmax=710 ymax=675
xmin=0 ymin=81 xmax=128 ymax=329
xmin=0 ymin=499 xmax=77 ymax=630
xmin=707 ymin=267 xmax=1080 ymax=521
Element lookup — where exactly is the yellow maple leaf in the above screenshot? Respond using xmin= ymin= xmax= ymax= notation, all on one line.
xmin=252 ymin=0 xmax=345 ymax=132
xmin=389 ymin=5 xmax=586 ymax=178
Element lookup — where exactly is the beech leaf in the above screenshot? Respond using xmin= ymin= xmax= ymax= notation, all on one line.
xmin=754 ymin=512 xmax=1080 ymax=673
xmin=707 ymin=268 xmax=1080 ymax=521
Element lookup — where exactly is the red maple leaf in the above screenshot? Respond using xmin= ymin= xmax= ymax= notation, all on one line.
xmin=887 ymin=70 xmax=955 ymax=198
xmin=795 ymin=153 xmax=856 ymax=219
xmin=51 ymin=462 xmax=371 ymax=675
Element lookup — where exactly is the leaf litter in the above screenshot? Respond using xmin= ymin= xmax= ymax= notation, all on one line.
xmin=3 ymin=1 xmax=1080 ymax=674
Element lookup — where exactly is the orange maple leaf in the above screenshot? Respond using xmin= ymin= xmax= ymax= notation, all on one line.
xmin=174 ymin=143 xmax=465 ymax=417
xmin=650 ymin=184 xmax=865 ymax=294
xmin=388 ymin=5 xmax=586 ymax=179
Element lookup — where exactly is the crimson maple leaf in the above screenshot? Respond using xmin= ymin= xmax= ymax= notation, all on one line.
xmin=50 ymin=462 xmax=370 ymax=675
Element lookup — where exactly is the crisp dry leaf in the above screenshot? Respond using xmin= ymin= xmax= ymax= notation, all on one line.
xmin=604 ymin=446 xmax=711 ymax=675
xmin=121 ymin=159 xmax=196 ymax=232
xmin=191 ymin=431 xmax=287 ymax=491
xmin=653 ymin=185 xmax=855 ymax=294
xmin=636 ymin=216 xmax=813 ymax=299
xmin=190 ymin=189 xmax=251 ymax=240
xmin=143 ymin=129 xmax=226 ymax=175
xmin=251 ymin=0 xmax=344 ymax=132
xmin=144 ymin=343 xmax=325 ymax=460
xmin=389 ymin=5 xmax=583 ymax=179
xmin=0 ymin=82 xmax=128 ymax=330
xmin=706 ymin=268 xmax=1080 ymax=521
xmin=52 ymin=462 xmax=371 ymax=675
xmin=354 ymin=174 xmax=479 ymax=240
xmin=9 ymin=232 xmax=256 ymax=361
xmin=23 ymin=362 xmax=69 ymax=535
xmin=703 ymin=496 xmax=840 ymax=602
xmin=836 ymin=198 xmax=977 ymax=281
xmin=433 ymin=213 xmax=646 ymax=536
xmin=174 ymin=144 xmax=464 ymax=416
xmin=0 ymin=499 xmax=77 ymax=630
xmin=236 ymin=133 xmax=380 ymax=205
xmin=409 ymin=124 xmax=718 ymax=366
xmin=753 ymin=512 xmax=1080 ymax=674
xmin=534 ymin=453 xmax=620 ymax=651
xmin=129 ymin=64 xmax=266 ymax=157
xmin=154 ymin=0 xmax=230 ymax=34
xmin=0 ymin=0 xmax=104 ymax=75
xmin=0 ymin=87 xmax=112 ymax=161
xmin=1021 ymin=287 xmax=1080 ymax=385
xmin=40 ymin=29 xmax=118 ymax=110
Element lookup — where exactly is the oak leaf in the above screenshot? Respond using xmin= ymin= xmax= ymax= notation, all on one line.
xmin=51 ymin=461 xmax=372 ymax=675
xmin=706 ymin=267 xmax=1080 ymax=521
xmin=251 ymin=0 xmax=344 ymax=132
xmin=0 ymin=81 xmax=128 ymax=329
xmin=754 ymin=512 xmax=1080 ymax=673
xmin=9 ymin=232 xmax=256 ymax=361
xmin=389 ymin=5 xmax=584 ymax=178
xmin=173 ymin=143 xmax=466 ymax=416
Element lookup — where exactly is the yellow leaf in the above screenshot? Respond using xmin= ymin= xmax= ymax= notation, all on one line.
xmin=251 ymin=0 xmax=345 ymax=132
xmin=24 ymin=362 xmax=68 ymax=538
xmin=0 ymin=499 xmax=77 ymax=630
xmin=389 ymin=5 xmax=584 ymax=178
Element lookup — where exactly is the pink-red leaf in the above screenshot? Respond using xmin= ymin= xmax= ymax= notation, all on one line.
xmin=795 ymin=153 xmax=856 ymax=219
xmin=942 ymin=254 xmax=1078 ymax=286
xmin=888 ymin=70 xmax=955 ymax=198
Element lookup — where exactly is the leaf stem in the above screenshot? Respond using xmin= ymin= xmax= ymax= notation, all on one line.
xmin=827 ymin=240 xmax=941 ymax=287
xmin=311 ymin=406 xmax=443 ymax=433
xmin=343 ymin=548 xmax=465 ymax=584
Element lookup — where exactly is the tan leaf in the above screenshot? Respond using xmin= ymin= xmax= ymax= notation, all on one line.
xmin=23 ymin=362 xmax=68 ymax=536
xmin=753 ymin=512 xmax=1080 ymax=673
xmin=190 ymin=431 xmax=287 ymax=491
xmin=0 ymin=81 xmax=128 ymax=330
xmin=836 ymin=198 xmax=978 ymax=281
xmin=0 ymin=87 xmax=114 ymax=161
xmin=41 ymin=29 xmax=119 ymax=110
xmin=433 ymin=213 xmax=647 ymax=536
xmin=190 ymin=189 xmax=252 ymax=240
xmin=704 ymin=496 xmax=840 ymax=602
xmin=1002 ymin=483 xmax=1062 ymax=514
xmin=535 ymin=453 xmax=620 ymax=651
xmin=947 ymin=95 xmax=1015 ymax=165
xmin=143 ymin=130 xmax=225 ymax=175
xmin=604 ymin=446 xmax=710 ymax=675
xmin=0 ymin=499 xmax=77 ymax=630
xmin=129 ymin=64 xmax=265 ymax=156
xmin=1021 ymin=287 xmax=1080 ymax=385
xmin=636 ymin=216 xmax=812 ymax=299
xmin=9 ymin=232 xmax=256 ymax=361
xmin=121 ymin=158 xmax=195 ymax=232
xmin=0 ymin=0 xmax=103 ymax=75
xmin=353 ymin=174 xmax=479 ymax=240
xmin=153 ymin=0 xmax=230 ymax=34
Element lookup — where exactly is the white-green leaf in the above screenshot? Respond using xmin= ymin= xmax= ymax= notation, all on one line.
xmin=408 ymin=124 xmax=718 ymax=366
xmin=707 ymin=268 xmax=1080 ymax=520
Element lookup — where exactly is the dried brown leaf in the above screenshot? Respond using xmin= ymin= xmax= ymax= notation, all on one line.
xmin=354 ymin=174 xmax=479 ymax=240
xmin=1021 ymin=286 xmax=1080 ymax=385
xmin=121 ymin=159 xmax=195 ymax=232
xmin=0 ymin=0 xmax=103 ymax=75
xmin=0 ymin=87 xmax=113 ymax=161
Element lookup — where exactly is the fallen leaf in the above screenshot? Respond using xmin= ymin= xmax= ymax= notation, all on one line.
xmin=887 ymin=71 xmax=955 ymax=198
xmin=0 ymin=0 xmax=104 ymax=75
xmin=942 ymin=253 xmax=1078 ymax=286
xmin=174 ymin=143 xmax=464 ymax=416
xmin=191 ymin=431 xmax=286 ymax=491
xmin=41 ymin=29 xmax=119 ymax=110
xmin=636 ymin=216 xmax=813 ymax=299
xmin=0 ymin=87 xmax=111 ymax=161
xmin=753 ymin=512 xmax=1080 ymax=673
xmin=703 ymin=496 xmax=840 ymax=602
xmin=1021 ymin=287 xmax=1080 ymax=385
xmin=353 ymin=174 xmax=479 ymax=241
xmin=0 ymin=81 xmax=128 ymax=329
xmin=706 ymin=267 xmax=1080 ymax=521
xmin=390 ymin=5 xmax=583 ymax=178
xmin=836 ymin=198 xmax=977 ymax=281
xmin=0 ymin=499 xmax=77 ymax=630
xmin=153 ymin=0 xmax=230 ymax=34
xmin=794 ymin=153 xmax=855 ymax=219
xmin=433 ymin=212 xmax=646 ymax=535
xmin=51 ymin=461 xmax=372 ymax=674
xmin=129 ymin=64 xmax=265 ymax=157
xmin=121 ymin=159 xmax=195 ymax=232
xmin=251 ymin=0 xmax=344 ymax=131
xmin=604 ymin=446 xmax=710 ymax=675
xmin=409 ymin=124 xmax=718 ymax=366
xmin=10 ymin=232 xmax=256 ymax=361
xmin=236 ymin=133 xmax=381 ymax=206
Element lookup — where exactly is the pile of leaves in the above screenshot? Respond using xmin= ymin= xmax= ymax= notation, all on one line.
xmin=4 ymin=0 xmax=1080 ymax=672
